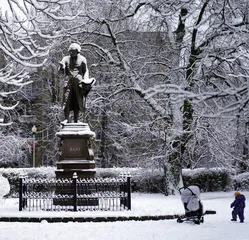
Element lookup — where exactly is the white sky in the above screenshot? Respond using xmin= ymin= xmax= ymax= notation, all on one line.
xmin=0 ymin=191 xmax=248 ymax=240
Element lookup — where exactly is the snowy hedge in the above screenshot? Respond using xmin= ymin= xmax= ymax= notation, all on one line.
xmin=0 ymin=167 xmax=238 ymax=197
xmin=0 ymin=167 xmax=165 ymax=196
xmin=182 ymin=168 xmax=234 ymax=192
xmin=131 ymin=168 xmax=235 ymax=193
xmin=131 ymin=169 xmax=164 ymax=193
xmin=233 ymin=172 xmax=249 ymax=191
xmin=97 ymin=168 xmax=165 ymax=193
xmin=0 ymin=167 xmax=55 ymax=197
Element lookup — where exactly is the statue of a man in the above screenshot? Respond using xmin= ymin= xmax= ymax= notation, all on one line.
xmin=59 ymin=43 xmax=95 ymax=123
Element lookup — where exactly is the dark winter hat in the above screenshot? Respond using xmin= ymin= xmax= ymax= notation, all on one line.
xmin=234 ymin=191 xmax=241 ymax=197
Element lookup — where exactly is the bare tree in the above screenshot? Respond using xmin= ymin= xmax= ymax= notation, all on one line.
xmin=16 ymin=0 xmax=249 ymax=192
xmin=0 ymin=131 xmax=30 ymax=167
xmin=72 ymin=0 xmax=249 ymax=193
xmin=0 ymin=0 xmax=81 ymax=124
xmin=0 ymin=0 xmax=84 ymax=166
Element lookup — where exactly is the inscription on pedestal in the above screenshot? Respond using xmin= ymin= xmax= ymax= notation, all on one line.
xmin=66 ymin=141 xmax=81 ymax=158
xmin=70 ymin=147 xmax=80 ymax=152
xmin=61 ymin=138 xmax=91 ymax=160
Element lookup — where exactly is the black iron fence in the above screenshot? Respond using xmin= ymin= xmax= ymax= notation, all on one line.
xmin=19 ymin=173 xmax=131 ymax=211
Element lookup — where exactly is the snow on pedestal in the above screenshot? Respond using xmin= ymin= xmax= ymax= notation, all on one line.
xmin=0 ymin=174 xmax=10 ymax=204
xmin=56 ymin=122 xmax=95 ymax=138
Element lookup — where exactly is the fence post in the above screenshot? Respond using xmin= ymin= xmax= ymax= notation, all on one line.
xmin=19 ymin=174 xmax=24 ymax=211
xmin=73 ymin=172 xmax=78 ymax=212
xmin=127 ymin=176 xmax=131 ymax=210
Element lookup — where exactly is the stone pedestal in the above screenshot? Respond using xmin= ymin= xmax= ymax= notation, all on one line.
xmin=55 ymin=122 xmax=96 ymax=179
xmin=54 ymin=122 xmax=98 ymax=207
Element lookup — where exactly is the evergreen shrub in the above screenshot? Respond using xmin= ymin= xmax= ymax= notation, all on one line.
xmin=182 ymin=168 xmax=233 ymax=192
xmin=0 ymin=167 xmax=55 ymax=197
xmin=233 ymin=172 xmax=249 ymax=191
xmin=0 ymin=166 xmax=236 ymax=196
xmin=131 ymin=169 xmax=164 ymax=193
xmin=95 ymin=168 xmax=164 ymax=193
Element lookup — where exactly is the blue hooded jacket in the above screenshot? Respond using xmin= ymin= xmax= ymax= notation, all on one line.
xmin=231 ymin=194 xmax=246 ymax=210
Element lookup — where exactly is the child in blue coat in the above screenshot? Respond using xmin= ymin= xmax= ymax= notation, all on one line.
xmin=231 ymin=191 xmax=246 ymax=223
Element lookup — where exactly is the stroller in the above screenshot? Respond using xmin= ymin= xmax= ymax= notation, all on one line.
xmin=177 ymin=185 xmax=204 ymax=224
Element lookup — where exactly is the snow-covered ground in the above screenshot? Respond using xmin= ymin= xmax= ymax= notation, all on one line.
xmin=0 ymin=191 xmax=248 ymax=240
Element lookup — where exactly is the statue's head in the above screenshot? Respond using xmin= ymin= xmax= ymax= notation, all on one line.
xmin=68 ymin=43 xmax=81 ymax=57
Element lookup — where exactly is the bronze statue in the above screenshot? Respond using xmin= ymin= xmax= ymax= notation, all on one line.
xmin=59 ymin=43 xmax=95 ymax=123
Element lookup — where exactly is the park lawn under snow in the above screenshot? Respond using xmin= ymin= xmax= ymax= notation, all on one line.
xmin=0 ymin=191 xmax=249 ymax=240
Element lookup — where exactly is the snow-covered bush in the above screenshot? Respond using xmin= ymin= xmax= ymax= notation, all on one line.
xmin=131 ymin=169 xmax=164 ymax=193
xmin=0 ymin=132 xmax=30 ymax=167
xmin=182 ymin=168 xmax=234 ymax=192
xmin=0 ymin=167 xmax=236 ymax=197
xmin=0 ymin=167 xmax=55 ymax=197
xmin=95 ymin=167 xmax=137 ymax=178
xmin=233 ymin=172 xmax=249 ymax=191
xmin=96 ymin=168 xmax=166 ymax=193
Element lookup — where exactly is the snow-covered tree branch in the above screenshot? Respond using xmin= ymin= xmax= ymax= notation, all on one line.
xmin=0 ymin=0 xmax=81 ymax=124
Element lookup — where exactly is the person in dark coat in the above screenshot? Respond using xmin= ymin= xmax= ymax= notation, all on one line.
xmin=59 ymin=43 xmax=95 ymax=123
xmin=230 ymin=191 xmax=246 ymax=223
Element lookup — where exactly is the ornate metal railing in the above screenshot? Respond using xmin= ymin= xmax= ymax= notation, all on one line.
xmin=19 ymin=173 xmax=131 ymax=211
